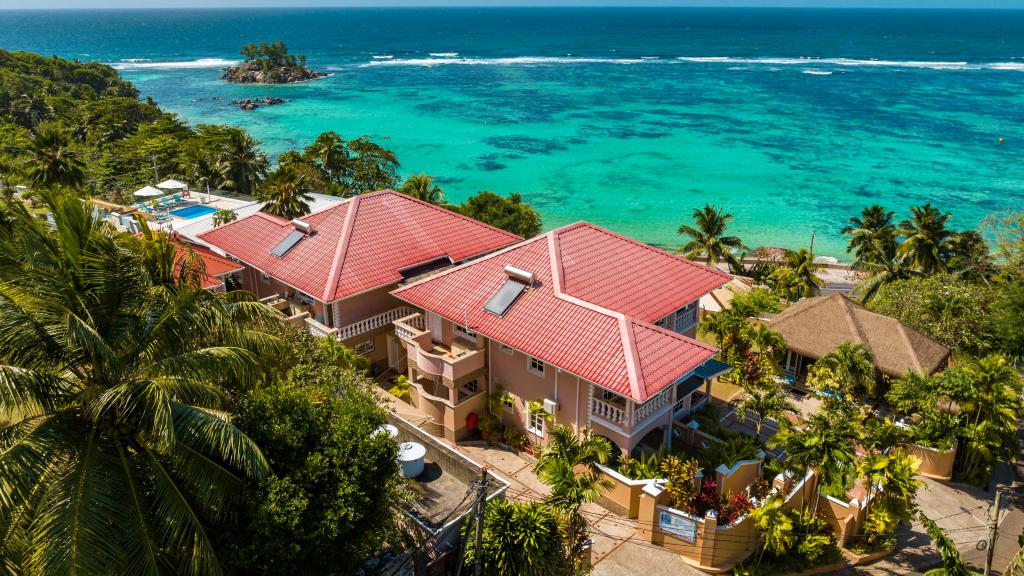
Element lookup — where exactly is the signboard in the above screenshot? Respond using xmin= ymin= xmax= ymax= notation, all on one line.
xmin=658 ymin=509 xmax=697 ymax=544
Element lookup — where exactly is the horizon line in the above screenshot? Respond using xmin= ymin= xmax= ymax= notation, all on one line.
xmin=2 ymin=4 xmax=1023 ymax=10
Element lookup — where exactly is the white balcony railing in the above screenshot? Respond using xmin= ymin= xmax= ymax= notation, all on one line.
xmin=633 ymin=388 xmax=671 ymax=423
xmin=394 ymin=312 xmax=428 ymax=341
xmin=674 ymin=305 xmax=699 ymax=334
xmin=591 ymin=397 xmax=626 ymax=426
xmin=336 ymin=306 xmax=417 ymax=341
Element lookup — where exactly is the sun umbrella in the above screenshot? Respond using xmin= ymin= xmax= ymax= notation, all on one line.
xmin=156 ymin=179 xmax=189 ymax=190
xmin=133 ymin=186 xmax=164 ymax=197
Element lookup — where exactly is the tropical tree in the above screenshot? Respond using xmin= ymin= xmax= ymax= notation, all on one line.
xmin=345 ymin=136 xmax=400 ymax=194
xmin=771 ymin=408 xmax=859 ymax=506
xmin=949 ymin=354 xmax=1022 ymax=482
xmin=735 ymin=384 xmax=799 ymax=441
xmin=0 ymin=192 xmax=281 ymax=574
xmin=534 ymin=425 xmax=613 ymax=576
xmin=945 ymin=230 xmax=994 ymax=282
xmin=898 ymin=203 xmax=953 ymax=274
xmin=842 ymin=204 xmax=896 ymax=265
xmin=857 ymin=450 xmax=923 ymax=528
xmin=303 ymin=131 xmax=349 ymax=187
xmin=779 ymin=248 xmax=824 ymax=299
xmin=751 ymin=494 xmax=795 ymax=565
xmin=816 ymin=342 xmax=877 ymax=399
xmin=660 ymin=455 xmax=700 ymax=511
xmin=218 ymin=128 xmax=269 ymax=195
xmin=462 ymin=500 xmax=566 ymax=576
xmin=457 ymin=191 xmax=542 ymax=238
xmin=399 ymin=172 xmax=444 ymax=204
xmin=853 ymin=227 xmax=914 ymax=303
xmin=186 ymin=149 xmax=222 ymax=195
xmin=259 ymin=164 xmax=314 ymax=219
xmin=677 ymin=204 xmax=747 ymax=267
xmin=213 ymin=208 xmax=237 ymax=227
xmin=25 ymin=123 xmax=86 ymax=190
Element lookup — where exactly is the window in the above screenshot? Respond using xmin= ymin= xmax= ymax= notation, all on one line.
xmin=354 ymin=340 xmax=374 ymax=356
xmin=455 ymin=324 xmax=477 ymax=341
xmin=502 ymin=392 xmax=515 ymax=412
xmin=602 ymin=389 xmax=618 ymax=401
xmin=528 ymin=356 xmax=545 ymax=377
xmin=527 ymin=411 xmax=546 ymax=436
xmin=499 ymin=343 xmax=514 ymax=355
xmin=463 ymin=379 xmax=479 ymax=394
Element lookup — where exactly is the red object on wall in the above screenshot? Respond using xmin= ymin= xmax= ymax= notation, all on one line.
xmin=465 ymin=412 xmax=479 ymax=431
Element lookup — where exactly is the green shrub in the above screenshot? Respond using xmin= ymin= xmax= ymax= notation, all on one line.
xmin=698 ymin=435 xmax=760 ymax=474
xmin=616 ymin=451 xmax=663 ymax=480
xmin=502 ymin=425 xmax=529 ymax=451
xmin=388 ymin=375 xmax=412 ymax=402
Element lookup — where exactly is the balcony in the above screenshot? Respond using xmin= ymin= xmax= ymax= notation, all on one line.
xmin=591 ymin=386 xmax=673 ymax=430
xmin=301 ymin=306 xmax=417 ymax=342
xmin=674 ymin=305 xmax=699 ymax=334
xmin=394 ymin=313 xmax=485 ymax=383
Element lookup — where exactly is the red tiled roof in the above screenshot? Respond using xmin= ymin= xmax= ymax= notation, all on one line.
xmin=175 ymin=241 xmax=243 ymax=289
xmin=392 ymin=222 xmax=726 ymax=402
xmin=197 ymin=190 xmax=521 ymax=301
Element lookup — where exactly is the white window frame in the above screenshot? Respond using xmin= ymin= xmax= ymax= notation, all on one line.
xmin=527 ymin=356 xmax=545 ymax=377
xmin=499 ymin=343 xmax=514 ymax=355
xmin=353 ymin=339 xmax=374 ymax=356
xmin=527 ymin=411 xmax=545 ymax=436
xmin=454 ymin=324 xmax=477 ymax=341
xmin=502 ymin=392 xmax=515 ymax=413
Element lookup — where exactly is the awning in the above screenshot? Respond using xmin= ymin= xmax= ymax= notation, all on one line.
xmin=133 ymin=186 xmax=164 ymax=197
xmin=693 ymin=358 xmax=733 ymax=380
xmin=157 ymin=179 xmax=189 ymax=189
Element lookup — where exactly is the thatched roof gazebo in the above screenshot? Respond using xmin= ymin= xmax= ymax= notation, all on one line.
xmin=767 ymin=293 xmax=950 ymax=380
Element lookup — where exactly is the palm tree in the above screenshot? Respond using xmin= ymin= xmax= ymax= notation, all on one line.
xmin=945 ymin=230 xmax=994 ymax=282
xmin=25 ymin=124 xmax=86 ymax=190
xmin=771 ymin=411 xmax=858 ymax=509
xmin=0 ymin=192 xmax=281 ymax=574
xmin=399 ymin=172 xmax=444 ymax=204
xmin=898 ymin=203 xmax=953 ymax=274
xmin=854 ymin=228 xmax=914 ymax=303
xmin=735 ymin=385 xmax=799 ymax=441
xmin=842 ymin=205 xmax=896 ymax=264
xmin=817 ymin=342 xmax=877 ymax=399
xmin=750 ymin=494 xmax=794 ymax=565
xmin=259 ymin=164 xmax=314 ymax=220
xmin=462 ymin=500 xmax=566 ymax=576
xmin=921 ymin=513 xmax=979 ymax=576
xmin=187 ymin=151 xmax=222 ymax=196
xmin=780 ymin=248 xmax=824 ymax=299
xmin=534 ymin=425 xmax=612 ymax=576
xmin=677 ymin=204 xmax=747 ymax=268
xmin=951 ymin=354 xmax=1022 ymax=481
xmin=303 ymin=131 xmax=349 ymax=186
xmin=217 ymin=128 xmax=269 ymax=195
xmin=212 ymin=209 xmax=237 ymax=227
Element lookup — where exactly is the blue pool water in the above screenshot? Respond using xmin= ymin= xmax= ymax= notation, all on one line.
xmin=170 ymin=205 xmax=219 ymax=220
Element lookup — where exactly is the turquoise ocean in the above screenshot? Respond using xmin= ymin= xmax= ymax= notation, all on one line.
xmin=2 ymin=8 xmax=1023 ymax=256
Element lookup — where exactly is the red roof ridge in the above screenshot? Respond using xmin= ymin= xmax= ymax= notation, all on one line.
xmin=396 ymin=233 xmax=550 ymax=293
xmin=370 ymin=189 xmax=522 ymax=241
xmin=322 ymin=194 xmax=361 ymax=301
xmin=557 ymin=220 xmax=732 ymax=285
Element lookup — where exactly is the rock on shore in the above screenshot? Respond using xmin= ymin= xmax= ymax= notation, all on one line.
xmin=220 ymin=61 xmax=327 ymax=84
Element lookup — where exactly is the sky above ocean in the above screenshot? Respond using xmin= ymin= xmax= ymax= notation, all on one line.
xmin=1 ymin=7 xmax=1022 ymax=257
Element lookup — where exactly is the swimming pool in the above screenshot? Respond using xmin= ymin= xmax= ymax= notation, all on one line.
xmin=169 ymin=205 xmax=219 ymax=219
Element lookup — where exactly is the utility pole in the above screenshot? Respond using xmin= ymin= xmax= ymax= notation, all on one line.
xmin=984 ymin=487 xmax=1003 ymax=576
xmin=473 ymin=467 xmax=489 ymax=576
xmin=809 ymin=230 xmax=816 ymax=253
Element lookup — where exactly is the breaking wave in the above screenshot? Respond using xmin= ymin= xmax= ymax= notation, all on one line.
xmin=112 ymin=57 xmax=237 ymax=70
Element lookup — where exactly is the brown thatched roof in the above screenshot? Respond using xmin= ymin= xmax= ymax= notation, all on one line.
xmin=767 ymin=293 xmax=950 ymax=377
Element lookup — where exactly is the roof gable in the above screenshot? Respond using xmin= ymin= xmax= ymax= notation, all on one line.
xmin=198 ymin=190 xmax=521 ymax=301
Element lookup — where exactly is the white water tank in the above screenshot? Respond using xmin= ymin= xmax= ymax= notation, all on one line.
xmin=397 ymin=441 xmax=426 ymax=478
xmin=375 ymin=424 xmax=399 ymax=439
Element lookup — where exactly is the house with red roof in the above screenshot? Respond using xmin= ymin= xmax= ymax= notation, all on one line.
xmin=175 ymin=241 xmax=244 ymax=292
xmin=390 ymin=221 xmax=733 ymax=453
xmin=198 ymin=190 xmax=521 ymax=370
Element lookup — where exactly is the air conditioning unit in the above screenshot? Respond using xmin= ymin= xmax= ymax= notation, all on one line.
xmin=542 ymin=398 xmax=558 ymax=415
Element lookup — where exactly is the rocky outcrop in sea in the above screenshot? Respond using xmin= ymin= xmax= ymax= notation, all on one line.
xmin=220 ymin=61 xmax=327 ymax=84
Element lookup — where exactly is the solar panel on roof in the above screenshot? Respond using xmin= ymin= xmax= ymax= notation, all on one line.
xmin=483 ymin=279 xmax=527 ymax=317
xmin=270 ymin=229 xmax=306 ymax=258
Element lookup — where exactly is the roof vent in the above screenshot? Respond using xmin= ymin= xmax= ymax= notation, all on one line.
xmin=291 ymin=219 xmax=312 ymax=234
xmin=503 ymin=265 xmax=535 ymax=285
